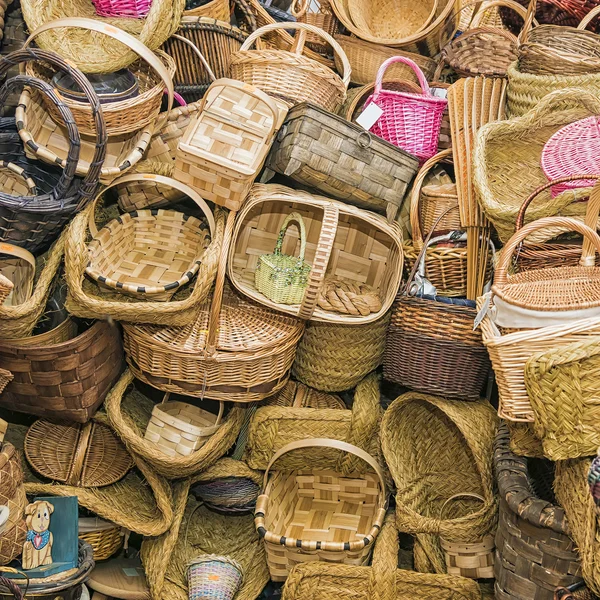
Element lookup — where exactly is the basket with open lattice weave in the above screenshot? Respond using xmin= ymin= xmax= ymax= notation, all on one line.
xmin=78 ymin=518 xmax=123 ymax=561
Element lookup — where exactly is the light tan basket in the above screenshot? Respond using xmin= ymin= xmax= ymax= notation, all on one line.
xmin=184 ymin=0 xmax=230 ymax=18
xmin=255 ymin=437 xmax=388 ymax=582
xmin=0 ymin=242 xmax=35 ymax=307
xmin=174 ymin=78 xmax=284 ymax=211
xmin=78 ymin=518 xmax=124 ymax=561
xmin=144 ymin=398 xmax=224 ymax=457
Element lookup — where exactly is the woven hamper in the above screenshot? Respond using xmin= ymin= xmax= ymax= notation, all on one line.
xmin=255 ymin=437 xmax=388 ymax=581
xmin=0 ymin=320 xmax=124 ymax=423
xmin=494 ymin=424 xmax=583 ymax=600
xmin=381 ymin=392 xmax=498 ymax=576
xmin=266 ymin=102 xmax=419 ymax=222
xmin=78 ymin=518 xmax=124 ymax=561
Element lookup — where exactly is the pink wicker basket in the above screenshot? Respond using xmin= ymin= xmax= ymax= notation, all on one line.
xmin=92 ymin=0 xmax=153 ymax=17
xmin=541 ymin=115 xmax=600 ymax=197
xmin=362 ymin=56 xmax=447 ymax=165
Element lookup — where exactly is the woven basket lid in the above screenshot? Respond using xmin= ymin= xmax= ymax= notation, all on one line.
xmin=541 ymin=116 xmax=600 ymax=195
xmin=266 ymin=380 xmax=345 ymax=409
xmin=24 ymin=420 xmax=133 ymax=487
xmin=421 ymin=182 xmax=457 ymax=199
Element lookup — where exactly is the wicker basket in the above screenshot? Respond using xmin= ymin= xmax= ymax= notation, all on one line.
xmin=266 ymin=102 xmax=420 ymax=222
xmin=381 ymin=392 xmax=498 ymax=576
xmin=25 ymin=418 xmax=133 ymax=487
xmin=290 ymin=0 xmax=340 ymax=55
xmin=0 ymin=320 xmax=124 ymax=423
xmin=500 ymin=0 xmax=600 ymax=33
xmin=494 ymin=424 xmax=583 ymax=600
xmin=188 ymin=555 xmax=244 ymax=600
xmin=78 ymin=518 xmax=123 ymax=561
xmin=185 ymin=0 xmax=229 ymax=18
xmin=144 ymin=399 xmax=224 ymax=457
xmin=229 ymin=184 xmax=403 ymax=324
xmin=85 ymin=175 xmax=214 ymax=301
xmin=0 ymin=443 xmax=27 ymax=567
xmin=174 ymin=78 xmax=284 ymax=211
xmin=0 ymin=242 xmax=35 ymax=308
xmin=24 ymin=19 xmax=176 ymax=137
xmin=21 ymin=9 xmax=184 ymax=74
xmin=255 ymin=437 xmax=387 ymax=582
xmin=228 ymin=22 xmax=350 ymax=112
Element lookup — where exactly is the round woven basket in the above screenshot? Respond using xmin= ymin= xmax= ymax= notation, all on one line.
xmin=78 ymin=518 xmax=124 ymax=561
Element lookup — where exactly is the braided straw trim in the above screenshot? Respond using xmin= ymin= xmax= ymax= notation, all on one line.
xmin=316 ymin=279 xmax=382 ymax=316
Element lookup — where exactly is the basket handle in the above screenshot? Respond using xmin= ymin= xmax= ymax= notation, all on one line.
xmin=290 ymin=0 xmax=309 ymax=18
xmin=86 ymin=174 xmax=215 ymax=239
xmin=409 ymin=148 xmax=453 ymax=246
xmin=518 ymin=0 xmax=537 ymax=44
xmin=273 ymin=212 xmax=307 ymax=262
xmin=494 ymin=215 xmax=600 ymax=286
xmin=24 ymin=18 xmax=175 ymax=129
xmin=368 ymin=512 xmax=399 ymax=599
xmin=238 ymin=22 xmax=351 ymax=87
xmin=517 ymin=88 xmax=600 ymax=127
xmin=171 ymin=33 xmax=217 ymax=82
xmin=0 ymin=161 xmax=37 ymax=196
xmin=579 ymin=5 xmax=600 ymax=30
xmin=374 ymin=56 xmax=430 ymax=98
xmin=470 ymin=0 xmax=531 ymax=28
xmin=438 ymin=492 xmax=484 ymax=520
xmin=66 ymin=421 xmax=94 ymax=486
xmin=0 ymin=242 xmax=37 ymax=272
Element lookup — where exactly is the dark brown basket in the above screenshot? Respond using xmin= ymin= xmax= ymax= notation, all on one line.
xmin=384 ymin=295 xmax=490 ymax=401
xmin=494 ymin=424 xmax=583 ymax=600
xmin=0 ymin=321 xmax=124 ymax=423
xmin=266 ymin=102 xmax=420 ymax=222
xmin=500 ymin=0 xmax=600 ymax=33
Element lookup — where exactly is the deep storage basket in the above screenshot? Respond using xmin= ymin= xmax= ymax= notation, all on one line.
xmin=78 ymin=518 xmax=124 ymax=561
xmin=0 ymin=320 xmax=124 ymax=423
xmin=229 ymin=184 xmax=404 ymax=324
xmin=228 ymin=22 xmax=350 ymax=112
xmin=381 ymin=392 xmax=498 ymax=576
xmin=494 ymin=424 xmax=583 ymax=600
xmin=266 ymin=102 xmax=419 ymax=222
xmin=255 ymin=437 xmax=387 ymax=582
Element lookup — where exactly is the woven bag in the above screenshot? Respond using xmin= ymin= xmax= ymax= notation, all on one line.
xmin=255 ymin=437 xmax=388 ymax=582
xmin=282 ymin=512 xmax=482 ymax=600
xmin=78 ymin=518 xmax=123 ymax=561
xmin=228 ymin=22 xmax=351 ymax=112
xmin=255 ymin=212 xmax=311 ymax=305
xmin=381 ymin=392 xmax=498 ymax=576
xmin=362 ymin=56 xmax=447 ymax=165
xmin=266 ymin=102 xmax=420 ymax=222
xmin=494 ymin=424 xmax=583 ymax=600
xmin=21 ymin=6 xmax=184 ymax=74
xmin=229 ymin=184 xmax=403 ymax=324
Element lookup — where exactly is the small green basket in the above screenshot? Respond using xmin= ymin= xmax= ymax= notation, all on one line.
xmin=255 ymin=212 xmax=311 ymax=305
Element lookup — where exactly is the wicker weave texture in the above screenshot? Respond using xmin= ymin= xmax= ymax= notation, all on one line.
xmin=78 ymin=519 xmax=123 ymax=561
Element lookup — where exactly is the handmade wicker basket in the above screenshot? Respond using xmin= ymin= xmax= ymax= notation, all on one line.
xmin=0 ymin=242 xmax=35 ymax=308
xmin=291 ymin=0 xmax=340 ymax=54
xmin=78 ymin=518 xmax=123 ymax=561
xmin=184 ymin=0 xmax=229 ymax=18
xmin=500 ymin=0 xmax=600 ymax=33
xmin=255 ymin=438 xmax=388 ymax=582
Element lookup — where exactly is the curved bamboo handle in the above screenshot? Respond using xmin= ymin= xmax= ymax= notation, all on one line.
xmin=0 ymin=242 xmax=36 ymax=271
xmin=470 ymin=0 xmax=531 ymax=27
xmin=239 ymin=22 xmax=351 ymax=87
xmin=518 ymin=0 xmax=537 ymax=44
xmin=374 ymin=56 xmax=430 ymax=98
xmin=171 ymin=33 xmax=216 ymax=82
xmin=291 ymin=0 xmax=309 ymax=18
xmin=274 ymin=212 xmax=308 ymax=261
xmin=494 ymin=216 xmax=600 ymax=286
xmin=87 ymin=174 xmax=215 ymax=238
xmin=579 ymin=5 xmax=600 ymax=29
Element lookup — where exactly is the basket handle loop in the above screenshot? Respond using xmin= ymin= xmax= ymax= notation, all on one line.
xmin=494 ymin=215 xmax=600 ymax=286
xmin=171 ymin=34 xmax=217 ymax=82
xmin=238 ymin=22 xmax=352 ymax=87
xmin=469 ymin=0 xmax=531 ymax=28
xmin=0 ymin=242 xmax=36 ymax=272
xmin=374 ymin=56 xmax=430 ymax=98
xmin=273 ymin=212 xmax=307 ymax=261
xmin=438 ymin=492 xmax=484 ymax=520
xmin=24 ymin=18 xmax=175 ymax=129
xmin=368 ymin=512 xmax=399 ymax=600
xmin=0 ymin=161 xmax=37 ymax=196
xmin=291 ymin=0 xmax=310 ymax=18
xmin=66 ymin=421 xmax=94 ymax=486
xmin=297 ymin=203 xmax=339 ymax=320
xmin=518 ymin=0 xmax=537 ymax=44
xmin=86 ymin=174 xmax=215 ymax=239
xmin=579 ymin=5 xmax=600 ymax=30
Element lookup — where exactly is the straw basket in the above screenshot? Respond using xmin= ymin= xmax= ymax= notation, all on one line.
xmin=362 ymin=56 xmax=447 ymax=165
xmin=494 ymin=424 xmax=583 ymax=600
xmin=24 ymin=19 xmax=175 ymax=138
xmin=255 ymin=438 xmax=388 ymax=582
xmin=290 ymin=0 xmax=339 ymax=55
xmin=0 ymin=242 xmax=35 ymax=308
xmin=188 ymin=555 xmax=244 ymax=600
xmin=85 ymin=176 xmax=214 ymax=301
xmin=21 ymin=8 xmax=184 ymax=74
xmin=78 ymin=518 xmax=123 ymax=561
xmin=330 ymin=0 xmax=459 ymax=55
xmin=122 ymin=211 xmax=304 ymax=403
xmin=381 ymin=392 xmax=498 ymax=576
xmin=25 ymin=418 xmax=133 ymax=487
xmin=266 ymin=102 xmax=420 ymax=222
xmin=228 ymin=22 xmax=350 ymax=112
xmin=229 ymin=184 xmax=404 ymax=324
xmin=184 ymin=0 xmax=229 ymax=18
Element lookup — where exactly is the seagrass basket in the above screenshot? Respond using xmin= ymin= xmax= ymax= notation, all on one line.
xmin=228 ymin=184 xmax=404 ymax=324
xmin=228 ymin=22 xmax=351 ymax=112
xmin=25 ymin=418 xmax=133 ymax=487
xmin=266 ymin=102 xmax=420 ymax=222
xmin=381 ymin=392 xmax=498 ymax=576
xmin=78 ymin=518 xmax=124 ymax=561
xmin=494 ymin=424 xmax=583 ymax=600
xmin=255 ymin=438 xmax=388 ymax=582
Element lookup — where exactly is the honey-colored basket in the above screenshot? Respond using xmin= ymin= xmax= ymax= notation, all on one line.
xmin=78 ymin=518 xmax=124 ymax=561
xmin=25 ymin=419 xmax=134 ymax=487
xmin=290 ymin=0 xmax=340 ymax=55
xmin=255 ymin=437 xmax=388 ymax=582
xmin=184 ymin=0 xmax=229 ymax=18
xmin=0 ymin=242 xmax=35 ymax=308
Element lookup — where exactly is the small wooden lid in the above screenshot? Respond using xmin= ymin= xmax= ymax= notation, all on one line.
xmin=87 ymin=555 xmax=150 ymax=600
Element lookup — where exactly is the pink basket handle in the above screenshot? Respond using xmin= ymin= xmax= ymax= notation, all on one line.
xmin=374 ymin=56 xmax=430 ymax=98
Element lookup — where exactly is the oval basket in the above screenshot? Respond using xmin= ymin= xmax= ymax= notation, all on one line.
xmin=78 ymin=518 xmax=123 ymax=561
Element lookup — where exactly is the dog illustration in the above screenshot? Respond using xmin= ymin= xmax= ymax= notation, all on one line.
xmin=22 ymin=500 xmax=54 ymax=569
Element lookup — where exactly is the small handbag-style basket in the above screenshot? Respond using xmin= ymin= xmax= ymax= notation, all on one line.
xmin=362 ymin=55 xmax=447 ymax=165
xmin=255 ymin=437 xmax=387 ymax=582
xmin=255 ymin=212 xmax=311 ymax=305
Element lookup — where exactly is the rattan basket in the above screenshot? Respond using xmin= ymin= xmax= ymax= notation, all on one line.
xmin=78 ymin=518 xmax=124 ymax=561
xmin=25 ymin=418 xmax=133 ymax=487
xmin=185 ymin=0 xmax=229 ymax=18
xmin=291 ymin=0 xmax=340 ymax=55
xmin=228 ymin=184 xmax=404 ymax=324
xmin=228 ymin=22 xmax=350 ymax=112
xmin=255 ymin=437 xmax=388 ymax=582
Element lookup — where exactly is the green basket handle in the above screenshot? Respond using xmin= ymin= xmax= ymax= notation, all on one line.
xmin=274 ymin=212 xmax=307 ymax=263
